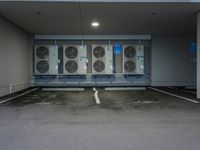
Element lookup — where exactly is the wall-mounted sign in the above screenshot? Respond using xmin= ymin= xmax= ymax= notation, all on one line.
xmin=189 ymin=42 xmax=197 ymax=54
xmin=113 ymin=43 xmax=122 ymax=54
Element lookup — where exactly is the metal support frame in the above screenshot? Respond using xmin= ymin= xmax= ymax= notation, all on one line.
xmin=34 ymin=35 xmax=151 ymax=40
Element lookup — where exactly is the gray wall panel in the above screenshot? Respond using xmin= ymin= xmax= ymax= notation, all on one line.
xmin=151 ymin=35 xmax=196 ymax=86
xmin=0 ymin=16 xmax=32 ymax=97
xmin=197 ymin=13 xmax=200 ymax=99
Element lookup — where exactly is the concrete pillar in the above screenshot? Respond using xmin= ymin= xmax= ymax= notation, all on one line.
xmin=197 ymin=13 xmax=200 ymax=99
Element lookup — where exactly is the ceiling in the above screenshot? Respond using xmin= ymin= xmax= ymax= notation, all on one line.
xmin=0 ymin=2 xmax=199 ymax=35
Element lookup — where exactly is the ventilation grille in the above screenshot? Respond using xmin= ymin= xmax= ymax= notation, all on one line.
xmin=36 ymin=46 xmax=49 ymax=59
xmin=93 ymin=46 xmax=105 ymax=58
xmin=65 ymin=60 xmax=78 ymax=73
xmin=65 ymin=46 xmax=78 ymax=59
xmin=124 ymin=46 xmax=136 ymax=58
xmin=36 ymin=60 xmax=49 ymax=73
xmin=93 ymin=60 xmax=105 ymax=73
xmin=124 ymin=60 xmax=136 ymax=72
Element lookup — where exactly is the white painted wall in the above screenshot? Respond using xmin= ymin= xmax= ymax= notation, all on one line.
xmin=151 ymin=35 xmax=196 ymax=86
xmin=197 ymin=13 xmax=200 ymax=99
xmin=0 ymin=16 xmax=32 ymax=97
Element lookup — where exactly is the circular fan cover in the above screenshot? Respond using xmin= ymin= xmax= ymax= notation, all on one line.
xmin=65 ymin=46 xmax=78 ymax=59
xmin=93 ymin=46 xmax=105 ymax=58
xmin=93 ymin=60 xmax=105 ymax=73
xmin=65 ymin=60 xmax=78 ymax=73
xmin=36 ymin=60 xmax=49 ymax=73
xmin=36 ymin=46 xmax=49 ymax=59
xmin=124 ymin=46 xmax=136 ymax=58
xmin=124 ymin=61 xmax=136 ymax=72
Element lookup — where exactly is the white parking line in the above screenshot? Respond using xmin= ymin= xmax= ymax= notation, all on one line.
xmin=167 ymin=87 xmax=197 ymax=94
xmin=0 ymin=88 xmax=38 ymax=104
xmin=181 ymin=90 xmax=196 ymax=94
xmin=185 ymin=86 xmax=196 ymax=90
xmin=93 ymin=87 xmax=100 ymax=104
xmin=93 ymin=87 xmax=96 ymax=92
xmin=149 ymin=87 xmax=199 ymax=104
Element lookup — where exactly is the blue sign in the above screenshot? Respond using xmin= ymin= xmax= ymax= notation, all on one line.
xmin=113 ymin=43 xmax=122 ymax=54
xmin=189 ymin=42 xmax=197 ymax=54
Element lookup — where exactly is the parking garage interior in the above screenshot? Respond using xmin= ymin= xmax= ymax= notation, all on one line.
xmin=0 ymin=1 xmax=200 ymax=150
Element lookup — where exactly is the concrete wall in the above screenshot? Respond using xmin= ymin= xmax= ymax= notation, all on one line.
xmin=0 ymin=16 xmax=32 ymax=97
xmin=151 ymin=35 xmax=196 ymax=86
xmin=197 ymin=13 xmax=200 ymax=99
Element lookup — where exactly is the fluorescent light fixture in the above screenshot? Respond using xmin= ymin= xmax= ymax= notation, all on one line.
xmin=91 ymin=22 xmax=99 ymax=27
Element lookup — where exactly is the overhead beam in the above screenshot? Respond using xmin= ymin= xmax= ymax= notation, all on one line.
xmin=34 ymin=35 xmax=151 ymax=40
xmin=2 ymin=0 xmax=200 ymax=2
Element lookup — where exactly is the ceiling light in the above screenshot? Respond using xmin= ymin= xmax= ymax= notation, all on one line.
xmin=91 ymin=22 xmax=99 ymax=27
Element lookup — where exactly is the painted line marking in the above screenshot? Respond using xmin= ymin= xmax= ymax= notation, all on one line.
xmin=181 ymin=90 xmax=196 ymax=94
xmin=185 ymin=86 xmax=196 ymax=90
xmin=93 ymin=87 xmax=96 ymax=92
xmin=93 ymin=87 xmax=100 ymax=104
xmin=0 ymin=88 xmax=38 ymax=104
xmin=149 ymin=87 xmax=199 ymax=104
xmin=167 ymin=87 xmax=197 ymax=94
xmin=167 ymin=87 xmax=175 ymax=89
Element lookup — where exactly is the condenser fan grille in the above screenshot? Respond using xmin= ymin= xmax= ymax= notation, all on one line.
xmin=36 ymin=60 xmax=49 ymax=73
xmin=65 ymin=60 xmax=78 ymax=73
xmin=65 ymin=46 xmax=78 ymax=59
xmin=36 ymin=46 xmax=49 ymax=59
xmin=93 ymin=46 xmax=105 ymax=58
xmin=124 ymin=60 xmax=136 ymax=72
xmin=124 ymin=46 xmax=136 ymax=58
xmin=93 ymin=60 xmax=105 ymax=73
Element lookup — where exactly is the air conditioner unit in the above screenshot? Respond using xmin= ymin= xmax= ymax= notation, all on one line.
xmin=34 ymin=45 xmax=59 ymax=75
xmin=92 ymin=44 xmax=113 ymax=74
xmin=123 ymin=45 xmax=144 ymax=74
xmin=63 ymin=45 xmax=87 ymax=75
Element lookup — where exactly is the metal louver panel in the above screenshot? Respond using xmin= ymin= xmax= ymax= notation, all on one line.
xmin=92 ymin=44 xmax=113 ymax=74
xmin=63 ymin=45 xmax=87 ymax=74
xmin=123 ymin=45 xmax=144 ymax=74
xmin=34 ymin=45 xmax=59 ymax=75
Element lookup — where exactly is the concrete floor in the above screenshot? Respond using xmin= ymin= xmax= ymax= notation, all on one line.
xmin=0 ymin=88 xmax=200 ymax=150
